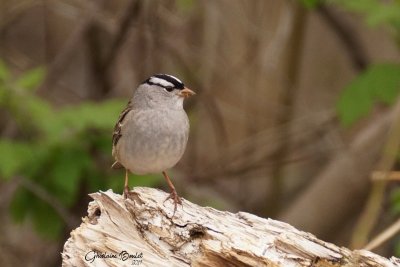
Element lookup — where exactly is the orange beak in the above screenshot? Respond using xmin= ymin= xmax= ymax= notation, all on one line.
xmin=179 ymin=87 xmax=196 ymax=98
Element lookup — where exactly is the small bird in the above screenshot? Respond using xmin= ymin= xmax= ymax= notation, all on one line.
xmin=112 ymin=74 xmax=195 ymax=214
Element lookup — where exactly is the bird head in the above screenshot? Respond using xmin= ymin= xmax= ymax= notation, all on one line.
xmin=134 ymin=74 xmax=195 ymax=109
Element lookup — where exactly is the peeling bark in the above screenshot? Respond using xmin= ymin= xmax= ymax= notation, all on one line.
xmin=62 ymin=188 xmax=399 ymax=267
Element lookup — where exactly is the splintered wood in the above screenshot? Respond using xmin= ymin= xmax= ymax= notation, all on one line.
xmin=62 ymin=188 xmax=400 ymax=267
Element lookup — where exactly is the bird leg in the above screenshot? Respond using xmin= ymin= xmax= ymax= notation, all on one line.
xmin=123 ymin=169 xmax=130 ymax=198
xmin=162 ymin=171 xmax=182 ymax=216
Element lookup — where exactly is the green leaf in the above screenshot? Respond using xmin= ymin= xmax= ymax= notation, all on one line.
xmin=106 ymin=173 xmax=125 ymax=192
xmin=15 ymin=67 xmax=45 ymax=90
xmin=331 ymin=0 xmax=377 ymax=14
xmin=1 ymin=88 xmax=131 ymax=238
xmin=331 ymin=0 xmax=400 ymax=28
xmin=365 ymin=5 xmax=400 ymax=26
xmin=337 ymin=63 xmax=400 ymax=127
xmin=300 ymin=0 xmax=321 ymax=9
xmin=10 ymin=188 xmax=32 ymax=222
xmin=57 ymin=99 xmax=125 ymax=133
xmin=364 ymin=64 xmax=400 ymax=102
xmin=32 ymin=199 xmax=64 ymax=239
xmin=395 ymin=241 xmax=400 ymax=257
xmin=90 ymin=133 xmax=112 ymax=154
xmin=21 ymin=95 xmax=55 ymax=133
xmin=0 ymin=140 xmax=32 ymax=179
xmin=48 ymin=146 xmax=90 ymax=206
xmin=0 ymin=59 xmax=10 ymax=81
xmin=132 ymin=174 xmax=162 ymax=187
xmin=10 ymin=187 xmax=64 ymax=239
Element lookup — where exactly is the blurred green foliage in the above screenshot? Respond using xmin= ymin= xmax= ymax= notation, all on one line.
xmin=300 ymin=0 xmax=400 ymax=42
xmin=299 ymin=0 xmax=400 ymax=255
xmin=326 ymin=0 xmax=400 ymax=127
xmin=337 ymin=64 xmax=400 ymax=127
xmin=332 ymin=0 xmax=400 ymax=31
xmin=325 ymin=0 xmax=400 ymax=256
xmin=0 ymin=60 xmax=160 ymax=238
xmin=300 ymin=0 xmax=321 ymax=9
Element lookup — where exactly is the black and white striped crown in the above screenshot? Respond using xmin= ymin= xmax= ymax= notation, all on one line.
xmin=144 ymin=74 xmax=185 ymax=90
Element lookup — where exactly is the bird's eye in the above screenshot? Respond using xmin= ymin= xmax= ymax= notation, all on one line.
xmin=164 ymin=87 xmax=174 ymax=92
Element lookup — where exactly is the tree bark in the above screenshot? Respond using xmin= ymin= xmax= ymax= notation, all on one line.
xmin=62 ymin=187 xmax=399 ymax=267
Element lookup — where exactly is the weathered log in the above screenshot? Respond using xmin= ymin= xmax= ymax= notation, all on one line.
xmin=62 ymin=187 xmax=400 ymax=267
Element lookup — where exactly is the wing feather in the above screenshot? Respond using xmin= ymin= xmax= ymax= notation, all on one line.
xmin=112 ymin=100 xmax=133 ymax=166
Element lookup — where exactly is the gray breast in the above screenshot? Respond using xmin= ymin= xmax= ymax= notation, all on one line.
xmin=116 ymin=108 xmax=189 ymax=174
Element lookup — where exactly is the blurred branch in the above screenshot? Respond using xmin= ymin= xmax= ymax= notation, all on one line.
xmin=280 ymin=106 xmax=392 ymax=240
xmin=371 ymin=171 xmax=400 ymax=181
xmin=17 ymin=176 xmax=78 ymax=229
xmin=0 ymin=0 xmax=42 ymax=36
xmin=201 ymin=95 xmax=228 ymax=145
xmin=269 ymin=2 xmax=307 ymax=215
xmin=351 ymin=97 xmax=400 ymax=248
xmin=162 ymin=35 xmax=229 ymax=152
xmin=86 ymin=0 xmax=141 ymax=98
xmin=317 ymin=4 xmax=368 ymax=71
xmin=39 ymin=0 xmax=106 ymax=92
xmin=191 ymin=110 xmax=336 ymax=182
xmin=364 ymin=218 xmax=400 ymax=251
xmin=102 ymin=0 xmax=140 ymax=73
xmin=198 ymin=1 xmax=228 ymax=148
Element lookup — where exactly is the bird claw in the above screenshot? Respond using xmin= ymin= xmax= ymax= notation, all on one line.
xmin=123 ymin=186 xmax=130 ymax=199
xmin=164 ymin=190 xmax=182 ymax=217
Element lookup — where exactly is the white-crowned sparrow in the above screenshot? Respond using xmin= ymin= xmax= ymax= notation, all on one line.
xmin=112 ymin=74 xmax=195 ymax=214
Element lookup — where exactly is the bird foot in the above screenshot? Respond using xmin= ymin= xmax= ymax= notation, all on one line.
xmin=164 ymin=190 xmax=182 ymax=217
xmin=123 ymin=186 xmax=130 ymax=199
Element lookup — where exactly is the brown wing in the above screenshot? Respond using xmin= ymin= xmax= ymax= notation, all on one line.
xmin=112 ymin=101 xmax=133 ymax=170
xmin=112 ymin=100 xmax=133 ymax=147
